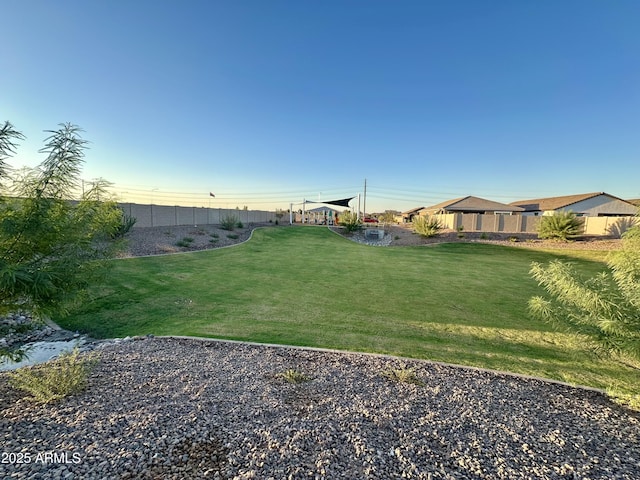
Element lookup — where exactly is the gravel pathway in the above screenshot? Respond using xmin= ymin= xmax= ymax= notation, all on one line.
xmin=2 ymin=337 xmax=639 ymax=479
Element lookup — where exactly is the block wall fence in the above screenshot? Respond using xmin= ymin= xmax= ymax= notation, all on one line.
xmin=119 ymin=203 xmax=279 ymax=228
xmin=431 ymin=213 xmax=632 ymax=236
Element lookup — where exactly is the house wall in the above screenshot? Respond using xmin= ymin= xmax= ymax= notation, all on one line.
xmin=551 ymin=195 xmax=637 ymax=216
xmin=119 ymin=203 xmax=278 ymax=228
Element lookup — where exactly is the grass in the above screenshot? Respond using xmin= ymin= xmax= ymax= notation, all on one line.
xmin=59 ymin=227 xmax=639 ymax=403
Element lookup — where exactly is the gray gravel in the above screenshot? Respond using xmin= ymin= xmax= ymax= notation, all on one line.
xmin=1 ymin=337 xmax=639 ymax=479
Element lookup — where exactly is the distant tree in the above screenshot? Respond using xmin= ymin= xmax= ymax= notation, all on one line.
xmin=378 ymin=210 xmax=397 ymax=224
xmin=0 ymin=121 xmax=125 ymax=322
xmin=529 ymin=226 xmax=640 ymax=360
xmin=537 ymin=211 xmax=584 ymax=241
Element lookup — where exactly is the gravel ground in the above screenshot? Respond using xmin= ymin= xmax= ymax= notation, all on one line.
xmin=120 ymin=223 xmax=622 ymax=258
xmin=1 ymin=337 xmax=639 ymax=479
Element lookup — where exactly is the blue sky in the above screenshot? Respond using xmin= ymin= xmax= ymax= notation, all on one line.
xmin=3 ymin=0 xmax=639 ymax=213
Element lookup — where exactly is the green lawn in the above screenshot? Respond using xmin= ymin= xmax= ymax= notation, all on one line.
xmin=59 ymin=226 xmax=639 ymax=402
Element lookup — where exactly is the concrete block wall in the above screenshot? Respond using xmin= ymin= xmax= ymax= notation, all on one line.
xmin=118 ymin=203 xmax=278 ymax=228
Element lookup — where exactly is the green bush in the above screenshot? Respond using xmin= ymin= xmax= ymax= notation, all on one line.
xmin=338 ymin=211 xmax=362 ymax=233
xmin=227 ymin=234 xmax=239 ymax=240
xmin=9 ymin=347 xmax=98 ymax=403
xmin=529 ymin=226 xmax=640 ymax=360
xmin=110 ymin=211 xmax=137 ymax=239
xmin=537 ymin=211 xmax=584 ymax=241
xmin=412 ymin=215 xmax=442 ymax=238
xmin=220 ymin=214 xmax=239 ymax=231
xmin=175 ymin=237 xmax=194 ymax=248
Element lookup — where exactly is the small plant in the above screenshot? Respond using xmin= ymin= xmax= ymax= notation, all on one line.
xmin=278 ymin=368 xmax=311 ymax=384
xmin=480 ymin=232 xmax=489 ymax=240
xmin=412 ymin=215 xmax=442 ymax=238
xmin=338 ymin=210 xmax=362 ymax=233
xmin=509 ymin=236 xmax=519 ymax=243
xmin=236 ymin=221 xmax=244 ymax=229
xmin=8 ymin=347 xmax=98 ymax=403
xmin=537 ymin=211 xmax=584 ymax=241
xmin=209 ymin=238 xmax=219 ymax=244
xmin=381 ymin=365 xmax=424 ymax=386
xmin=111 ymin=211 xmax=137 ymax=239
xmin=220 ymin=214 xmax=239 ymax=231
xmin=175 ymin=237 xmax=194 ymax=248
xmin=457 ymin=232 xmax=465 ymax=239
xmin=227 ymin=234 xmax=239 ymax=240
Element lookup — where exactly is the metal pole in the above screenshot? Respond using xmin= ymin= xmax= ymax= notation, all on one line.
xmin=363 ymin=178 xmax=367 ymax=220
xmin=302 ymin=199 xmax=306 ymax=224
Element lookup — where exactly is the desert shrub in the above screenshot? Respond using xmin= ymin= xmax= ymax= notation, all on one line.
xmin=227 ymin=234 xmax=239 ymax=239
xmin=175 ymin=237 xmax=194 ymax=248
xmin=529 ymin=226 xmax=640 ymax=360
xmin=8 ymin=347 xmax=98 ymax=403
xmin=220 ymin=214 xmax=239 ymax=231
xmin=608 ymin=216 xmax=639 ymax=239
xmin=339 ymin=211 xmax=362 ymax=233
xmin=278 ymin=369 xmax=311 ymax=384
xmin=111 ymin=211 xmax=137 ymax=239
xmin=537 ymin=211 xmax=584 ymax=241
xmin=236 ymin=220 xmax=244 ymax=229
xmin=412 ymin=215 xmax=442 ymax=238
xmin=381 ymin=365 xmax=424 ymax=386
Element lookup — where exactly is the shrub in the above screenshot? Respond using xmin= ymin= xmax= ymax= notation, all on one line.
xmin=537 ymin=211 xmax=584 ymax=241
xmin=236 ymin=221 xmax=244 ymax=229
xmin=175 ymin=237 xmax=194 ymax=248
xmin=381 ymin=365 xmax=424 ymax=386
xmin=227 ymin=234 xmax=239 ymax=239
xmin=8 ymin=347 xmax=98 ymax=403
xmin=339 ymin=211 xmax=362 ymax=233
xmin=111 ymin=211 xmax=137 ymax=239
xmin=412 ymin=215 xmax=442 ymax=238
xmin=278 ymin=369 xmax=311 ymax=384
xmin=220 ymin=214 xmax=239 ymax=231
xmin=529 ymin=226 xmax=640 ymax=360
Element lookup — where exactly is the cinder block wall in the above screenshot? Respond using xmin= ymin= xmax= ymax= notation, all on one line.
xmin=118 ymin=203 xmax=278 ymax=228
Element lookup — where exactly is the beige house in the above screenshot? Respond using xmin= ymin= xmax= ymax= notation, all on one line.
xmin=420 ymin=196 xmax=524 ymax=216
xmin=510 ymin=192 xmax=637 ymax=217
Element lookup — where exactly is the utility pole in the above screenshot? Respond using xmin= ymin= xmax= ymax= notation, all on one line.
xmin=363 ymin=178 xmax=367 ymax=220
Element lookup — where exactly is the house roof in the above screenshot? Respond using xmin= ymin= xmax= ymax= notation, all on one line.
xmin=510 ymin=192 xmax=633 ymax=212
xmin=424 ymin=196 xmax=524 ymax=213
xmin=401 ymin=206 xmax=425 ymax=215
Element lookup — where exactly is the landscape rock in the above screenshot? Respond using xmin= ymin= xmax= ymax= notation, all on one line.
xmin=1 ymin=337 xmax=638 ymax=479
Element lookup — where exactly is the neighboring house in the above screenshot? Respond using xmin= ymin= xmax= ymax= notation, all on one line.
xmin=420 ymin=196 xmax=524 ymax=215
xmin=510 ymin=192 xmax=638 ymax=217
xmin=400 ymin=206 xmax=425 ymax=223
